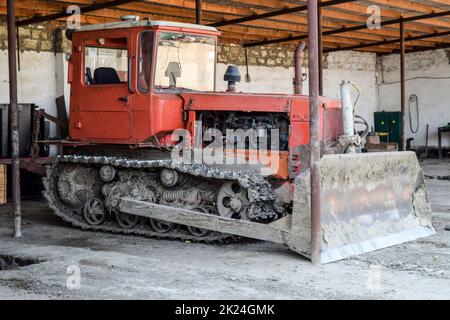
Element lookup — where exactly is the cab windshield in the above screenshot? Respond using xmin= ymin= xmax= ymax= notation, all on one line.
xmin=154 ymin=32 xmax=216 ymax=92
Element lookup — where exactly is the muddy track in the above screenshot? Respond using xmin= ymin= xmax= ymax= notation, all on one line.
xmin=42 ymin=155 xmax=276 ymax=244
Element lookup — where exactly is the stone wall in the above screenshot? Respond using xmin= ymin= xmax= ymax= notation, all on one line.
xmin=0 ymin=16 xmax=70 ymax=52
xmin=218 ymin=43 xmax=298 ymax=69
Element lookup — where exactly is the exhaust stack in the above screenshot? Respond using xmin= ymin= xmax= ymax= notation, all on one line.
xmin=294 ymin=42 xmax=306 ymax=94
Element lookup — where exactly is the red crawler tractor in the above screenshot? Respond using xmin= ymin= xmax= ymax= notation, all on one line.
xmin=40 ymin=17 xmax=434 ymax=263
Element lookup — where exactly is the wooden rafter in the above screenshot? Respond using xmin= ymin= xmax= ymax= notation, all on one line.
xmin=0 ymin=0 xmax=449 ymax=53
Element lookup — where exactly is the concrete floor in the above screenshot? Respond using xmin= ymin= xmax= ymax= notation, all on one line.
xmin=0 ymin=160 xmax=449 ymax=299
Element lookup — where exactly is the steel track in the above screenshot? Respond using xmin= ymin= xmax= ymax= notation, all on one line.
xmin=42 ymin=155 xmax=276 ymax=244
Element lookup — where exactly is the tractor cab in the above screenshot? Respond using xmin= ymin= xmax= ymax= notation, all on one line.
xmin=67 ymin=18 xmax=219 ymax=143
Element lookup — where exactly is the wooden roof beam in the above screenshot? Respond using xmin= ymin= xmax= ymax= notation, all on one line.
xmin=209 ymin=0 xmax=357 ymax=27
xmin=44 ymin=0 xmax=450 ymax=35
xmin=15 ymin=0 xmax=140 ymax=26
xmin=215 ymin=0 xmax=450 ymax=30
xmin=325 ymin=30 xmax=450 ymax=52
xmin=244 ymin=9 xmax=450 ymax=47
xmin=12 ymin=1 xmax=443 ymax=48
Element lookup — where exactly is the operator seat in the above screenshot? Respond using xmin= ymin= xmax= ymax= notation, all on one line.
xmin=94 ymin=67 xmax=121 ymax=85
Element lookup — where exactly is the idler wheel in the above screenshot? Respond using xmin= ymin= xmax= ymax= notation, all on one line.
xmin=99 ymin=165 xmax=116 ymax=182
xmin=83 ymin=197 xmax=106 ymax=226
xmin=187 ymin=207 xmax=210 ymax=237
xmin=149 ymin=219 xmax=174 ymax=233
xmin=160 ymin=168 xmax=179 ymax=187
xmin=115 ymin=211 xmax=140 ymax=229
xmin=217 ymin=182 xmax=250 ymax=219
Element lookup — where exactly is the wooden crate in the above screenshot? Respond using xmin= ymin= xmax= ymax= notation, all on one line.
xmin=0 ymin=164 xmax=6 ymax=205
xmin=365 ymin=142 xmax=399 ymax=153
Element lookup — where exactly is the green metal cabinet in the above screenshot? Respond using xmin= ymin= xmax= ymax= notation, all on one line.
xmin=374 ymin=111 xmax=403 ymax=149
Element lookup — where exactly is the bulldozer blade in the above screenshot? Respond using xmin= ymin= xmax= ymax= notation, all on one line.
xmin=289 ymin=151 xmax=435 ymax=264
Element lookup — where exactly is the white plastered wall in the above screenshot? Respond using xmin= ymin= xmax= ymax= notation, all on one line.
xmin=0 ymin=51 xmax=69 ymax=136
xmin=377 ymin=49 xmax=450 ymax=147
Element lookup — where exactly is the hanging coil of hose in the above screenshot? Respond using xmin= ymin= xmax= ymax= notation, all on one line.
xmin=348 ymin=81 xmax=370 ymax=140
xmin=355 ymin=115 xmax=370 ymax=140
xmin=409 ymin=94 xmax=419 ymax=134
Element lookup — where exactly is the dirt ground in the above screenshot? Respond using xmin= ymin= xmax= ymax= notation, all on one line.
xmin=0 ymin=159 xmax=449 ymax=300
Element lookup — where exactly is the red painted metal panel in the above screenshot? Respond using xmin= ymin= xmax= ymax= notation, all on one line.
xmin=320 ymin=97 xmax=343 ymax=143
xmin=150 ymin=94 xmax=185 ymax=137
xmin=181 ymin=92 xmax=294 ymax=113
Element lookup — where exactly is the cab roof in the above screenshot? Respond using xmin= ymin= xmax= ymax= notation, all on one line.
xmin=76 ymin=20 xmax=218 ymax=33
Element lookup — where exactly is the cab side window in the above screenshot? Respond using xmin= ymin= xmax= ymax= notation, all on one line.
xmin=84 ymin=37 xmax=128 ymax=85
xmin=138 ymin=31 xmax=154 ymax=93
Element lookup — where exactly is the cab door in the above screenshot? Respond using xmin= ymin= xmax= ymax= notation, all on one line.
xmin=71 ymin=31 xmax=135 ymax=141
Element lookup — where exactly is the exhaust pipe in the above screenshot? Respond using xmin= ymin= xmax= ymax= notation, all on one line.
xmin=294 ymin=42 xmax=306 ymax=94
